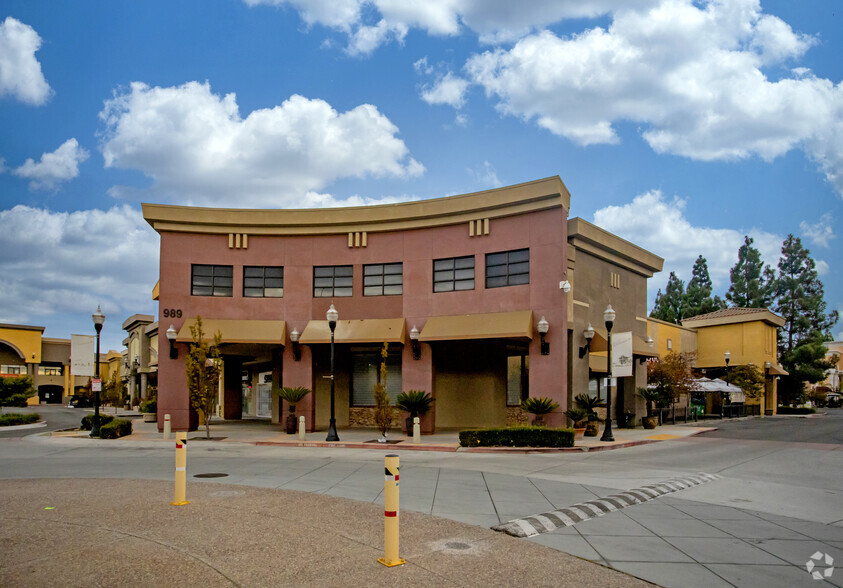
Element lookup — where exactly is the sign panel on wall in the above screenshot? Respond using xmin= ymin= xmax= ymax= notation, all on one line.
xmin=611 ymin=331 xmax=633 ymax=378
xmin=71 ymin=334 xmax=95 ymax=377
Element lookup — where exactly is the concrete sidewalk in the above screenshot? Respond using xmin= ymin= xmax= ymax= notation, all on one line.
xmin=59 ymin=411 xmax=716 ymax=452
xmin=0 ymin=478 xmax=650 ymax=587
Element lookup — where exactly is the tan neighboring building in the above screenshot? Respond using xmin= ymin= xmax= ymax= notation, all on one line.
xmin=0 ymin=323 xmax=116 ymax=404
xmin=566 ymin=218 xmax=663 ymax=425
xmin=122 ymin=314 xmax=158 ymax=405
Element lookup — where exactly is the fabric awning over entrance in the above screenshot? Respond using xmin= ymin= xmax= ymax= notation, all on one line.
xmin=419 ymin=310 xmax=533 ymax=342
xmin=176 ymin=319 xmax=286 ymax=344
xmin=633 ymin=335 xmax=659 ymax=357
xmin=766 ymin=364 xmax=789 ymax=376
xmin=299 ymin=318 xmax=406 ymax=344
xmin=588 ymin=353 xmax=608 ymax=373
xmin=587 ymin=328 xmax=608 ymax=353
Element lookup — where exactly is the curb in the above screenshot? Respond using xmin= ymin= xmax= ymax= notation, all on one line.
xmin=0 ymin=420 xmax=47 ymax=431
xmin=254 ymin=440 xmax=460 ymax=452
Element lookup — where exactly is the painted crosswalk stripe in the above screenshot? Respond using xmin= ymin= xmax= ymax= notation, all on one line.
xmin=492 ymin=472 xmax=721 ymax=538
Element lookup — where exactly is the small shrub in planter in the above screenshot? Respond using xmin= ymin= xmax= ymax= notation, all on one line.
xmin=98 ymin=418 xmax=133 ymax=439
xmin=777 ymin=406 xmax=816 ymax=415
xmin=80 ymin=413 xmax=114 ymax=431
xmin=459 ymin=427 xmax=574 ymax=448
xmin=0 ymin=413 xmax=40 ymax=426
xmin=396 ymin=390 xmax=434 ymax=433
xmin=520 ymin=397 xmax=559 ymax=427
xmin=140 ymin=399 xmax=157 ymax=414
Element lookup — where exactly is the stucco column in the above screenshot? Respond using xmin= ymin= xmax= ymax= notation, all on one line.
xmin=128 ymin=375 xmax=137 ymax=406
xmin=401 ymin=343 xmax=435 ymax=433
xmin=283 ymin=343 xmax=314 ymax=431
xmin=140 ymin=372 xmax=148 ymax=401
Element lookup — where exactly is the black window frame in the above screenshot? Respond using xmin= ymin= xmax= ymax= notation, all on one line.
xmin=191 ymin=264 xmax=234 ymax=297
xmin=485 ymin=248 xmax=530 ymax=288
xmin=433 ymin=255 xmax=475 ymax=292
xmin=243 ymin=266 xmax=284 ymax=298
xmin=363 ymin=262 xmax=403 ymax=296
xmin=313 ymin=265 xmax=353 ymax=298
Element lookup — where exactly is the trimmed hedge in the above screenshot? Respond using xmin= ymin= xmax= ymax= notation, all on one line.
xmin=777 ymin=406 xmax=816 ymax=415
xmin=80 ymin=413 xmax=114 ymax=431
xmin=99 ymin=418 xmax=133 ymax=439
xmin=139 ymin=399 xmax=157 ymax=414
xmin=0 ymin=413 xmax=40 ymax=426
xmin=459 ymin=427 xmax=575 ymax=448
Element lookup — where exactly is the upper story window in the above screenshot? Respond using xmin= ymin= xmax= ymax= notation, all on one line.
xmin=244 ymin=266 xmax=284 ymax=298
xmin=1 ymin=365 xmax=25 ymax=375
xmin=433 ymin=255 xmax=474 ymax=292
xmin=364 ymin=263 xmax=403 ymax=296
xmin=486 ymin=248 xmax=529 ymax=288
xmin=191 ymin=264 xmax=233 ymax=297
xmin=38 ymin=366 xmax=62 ymax=376
xmin=314 ymin=265 xmax=353 ymax=297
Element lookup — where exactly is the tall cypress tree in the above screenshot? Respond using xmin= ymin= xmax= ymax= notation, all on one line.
xmin=774 ymin=234 xmax=839 ymax=406
xmin=726 ymin=236 xmax=775 ymax=308
xmin=681 ymin=255 xmax=725 ymax=319
xmin=650 ymin=272 xmax=685 ymax=324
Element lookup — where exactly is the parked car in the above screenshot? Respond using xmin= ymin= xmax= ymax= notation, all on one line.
xmin=67 ymin=395 xmax=93 ymax=408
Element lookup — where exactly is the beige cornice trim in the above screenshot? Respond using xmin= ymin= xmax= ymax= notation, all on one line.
xmin=568 ymin=217 xmax=664 ymax=277
xmin=648 ymin=317 xmax=698 ymax=332
xmin=682 ymin=310 xmax=785 ymax=329
xmin=143 ymin=176 xmax=570 ymax=235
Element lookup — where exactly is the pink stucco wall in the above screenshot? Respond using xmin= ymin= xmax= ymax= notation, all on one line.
xmin=157 ymin=206 xmax=568 ymax=431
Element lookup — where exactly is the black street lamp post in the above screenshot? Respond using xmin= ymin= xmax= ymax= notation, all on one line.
xmin=326 ymin=304 xmax=339 ymax=442
xmin=601 ymin=304 xmax=616 ymax=442
xmin=90 ymin=305 xmax=105 ymax=437
xmin=724 ymin=351 xmax=731 ymax=385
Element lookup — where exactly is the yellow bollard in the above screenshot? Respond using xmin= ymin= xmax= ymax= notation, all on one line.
xmin=171 ymin=431 xmax=189 ymax=506
xmin=412 ymin=417 xmax=420 ymax=444
xmin=298 ymin=415 xmax=306 ymax=441
xmin=378 ymin=454 xmax=405 ymax=567
xmin=163 ymin=413 xmax=171 ymax=440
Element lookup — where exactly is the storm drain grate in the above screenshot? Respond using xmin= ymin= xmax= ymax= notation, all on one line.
xmin=193 ymin=473 xmax=229 ymax=478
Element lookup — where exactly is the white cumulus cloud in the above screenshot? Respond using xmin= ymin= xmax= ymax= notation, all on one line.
xmin=99 ymin=81 xmax=423 ymax=207
xmin=0 ymin=17 xmax=52 ymax=105
xmin=12 ymin=138 xmax=89 ymax=190
xmin=463 ymin=0 xmax=843 ymax=196
xmin=0 ymin=205 xmax=159 ymax=325
xmin=800 ymin=213 xmax=835 ymax=248
xmin=592 ymin=190 xmax=782 ymax=300
xmin=421 ymin=72 xmax=469 ymax=108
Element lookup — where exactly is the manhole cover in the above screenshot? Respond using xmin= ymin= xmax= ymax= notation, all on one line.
xmin=445 ymin=542 xmax=471 ymax=550
xmin=363 ymin=439 xmax=402 ymax=444
xmin=210 ymin=490 xmax=245 ymax=498
xmin=193 ymin=473 xmax=229 ymax=478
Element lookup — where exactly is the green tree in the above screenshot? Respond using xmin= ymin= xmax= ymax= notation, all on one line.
xmin=681 ymin=255 xmax=726 ymax=319
xmin=647 ymin=352 xmax=696 ymax=404
xmin=373 ymin=342 xmax=393 ymax=439
xmin=726 ymin=236 xmax=775 ymax=308
xmin=102 ymin=369 xmax=125 ymax=408
xmin=650 ymin=272 xmax=685 ymax=324
xmin=185 ymin=316 xmax=223 ymax=439
xmin=775 ymin=234 xmax=838 ymax=354
xmin=778 ymin=342 xmax=834 ymax=406
xmin=728 ymin=364 xmax=765 ymax=400
xmin=0 ymin=376 xmax=37 ymax=407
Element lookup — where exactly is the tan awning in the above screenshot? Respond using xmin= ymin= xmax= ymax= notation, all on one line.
xmin=587 ymin=328 xmax=608 ymax=353
xmin=767 ymin=364 xmax=789 ymax=376
xmin=176 ymin=319 xmax=286 ymax=344
xmin=633 ymin=335 xmax=659 ymax=358
xmin=589 ymin=353 xmax=608 ymax=372
xmin=299 ymin=318 xmax=406 ymax=344
xmin=419 ymin=310 xmax=533 ymax=342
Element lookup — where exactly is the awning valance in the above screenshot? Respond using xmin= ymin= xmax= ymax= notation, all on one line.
xmin=633 ymin=335 xmax=659 ymax=358
xmin=588 ymin=353 xmax=608 ymax=373
xmin=419 ymin=310 xmax=533 ymax=342
xmin=176 ymin=319 xmax=286 ymax=345
xmin=587 ymin=328 xmax=608 ymax=353
xmin=299 ymin=318 xmax=406 ymax=344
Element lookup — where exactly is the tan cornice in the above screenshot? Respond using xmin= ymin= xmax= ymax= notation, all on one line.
xmin=567 ymin=218 xmax=664 ymax=277
xmin=143 ymin=176 xmax=570 ymax=235
xmin=648 ymin=317 xmax=698 ymax=333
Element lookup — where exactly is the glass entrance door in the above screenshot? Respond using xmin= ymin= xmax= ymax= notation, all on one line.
xmin=256 ymin=371 xmax=272 ymax=417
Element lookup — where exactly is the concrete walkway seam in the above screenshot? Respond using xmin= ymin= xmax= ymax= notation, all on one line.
xmin=492 ymin=472 xmax=722 ymax=538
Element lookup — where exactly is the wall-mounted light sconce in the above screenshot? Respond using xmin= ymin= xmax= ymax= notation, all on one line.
xmin=559 ymin=280 xmax=571 ymax=293
xmin=646 ymin=336 xmax=654 ymax=347
xmin=290 ymin=328 xmax=301 ymax=361
xmin=409 ymin=325 xmax=421 ymax=360
xmin=166 ymin=324 xmax=178 ymax=359
xmin=132 ymin=355 xmax=140 ymax=369
xmin=579 ymin=323 xmax=595 ymax=358
xmin=537 ymin=316 xmax=550 ymax=355
xmin=764 ymin=361 xmax=772 ymax=380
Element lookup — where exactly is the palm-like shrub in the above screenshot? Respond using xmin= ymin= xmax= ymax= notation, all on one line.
xmin=563 ymin=408 xmax=588 ymax=427
xmin=521 ymin=397 xmax=559 ymax=427
xmin=574 ymin=393 xmax=606 ymax=422
xmin=637 ymin=387 xmax=662 ymax=417
xmin=395 ymin=390 xmax=434 ymax=417
xmin=276 ymin=386 xmax=310 ymax=407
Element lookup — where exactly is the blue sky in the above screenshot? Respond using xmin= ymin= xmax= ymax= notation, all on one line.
xmin=1 ymin=0 xmax=840 ymax=351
